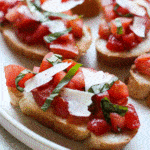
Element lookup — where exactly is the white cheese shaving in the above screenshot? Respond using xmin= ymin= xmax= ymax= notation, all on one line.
xmin=42 ymin=20 xmax=66 ymax=33
xmin=24 ymin=62 xmax=71 ymax=92
xmin=41 ymin=0 xmax=84 ymax=13
xmin=60 ymin=88 xmax=93 ymax=117
xmin=130 ymin=16 xmax=146 ymax=37
xmin=82 ymin=68 xmax=114 ymax=92
xmin=116 ymin=0 xmax=146 ymax=17
xmin=101 ymin=0 xmax=113 ymax=6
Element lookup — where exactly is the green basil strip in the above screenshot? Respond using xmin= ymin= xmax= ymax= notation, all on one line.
xmin=100 ymin=97 xmax=128 ymax=123
xmin=43 ymin=11 xmax=78 ymax=20
xmin=15 ymin=69 xmax=37 ymax=92
xmin=41 ymin=63 xmax=82 ymax=111
xmin=88 ymin=76 xmax=118 ymax=94
xmin=115 ymin=18 xmax=123 ymax=35
xmin=113 ymin=4 xmax=133 ymax=17
xmin=44 ymin=28 xmax=72 ymax=43
xmin=46 ymin=54 xmax=62 ymax=65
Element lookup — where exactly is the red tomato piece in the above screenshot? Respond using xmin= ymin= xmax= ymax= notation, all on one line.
xmin=66 ymin=18 xmax=83 ymax=38
xmin=110 ymin=113 xmax=125 ymax=132
xmin=39 ymin=52 xmax=54 ymax=72
xmin=49 ymin=34 xmax=79 ymax=59
xmin=134 ymin=54 xmax=150 ymax=77
xmin=106 ymin=34 xmax=125 ymax=52
xmin=87 ymin=119 xmax=111 ymax=135
xmin=52 ymin=97 xmax=69 ymax=119
xmin=125 ymin=104 xmax=140 ymax=130
xmin=53 ymin=71 xmax=66 ymax=87
xmin=113 ymin=4 xmax=130 ymax=16
xmin=33 ymin=66 xmax=40 ymax=73
xmin=122 ymin=32 xmax=138 ymax=50
xmin=98 ymin=19 xmax=111 ymax=40
xmin=103 ymin=4 xmax=118 ymax=22
xmin=18 ymin=73 xmax=35 ymax=88
xmin=90 ymin=110 xmax=105 ymax=120
xmin=108 ymin=80 xmax=129 ymax=104
xmin=4 ymin=64 xmax=25 ymax=88
xmin=31 ymin=80 xmax=55 ymax=106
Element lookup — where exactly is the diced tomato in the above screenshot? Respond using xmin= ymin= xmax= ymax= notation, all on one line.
xmin=49 ymin=33 xmax=79 ymax=59
xmin=61 ymin=0 xmax=69 ymax=2
xmin=66 ymin=69 xmax=85 ymax=91
xmin=98 ymin=19 xmax=111 ymax=40
xmin=108 ymin=80 xmax=129 ymax=104
xmin=67 ymin=115 xmax=89 ymax=125
xmin=52 ymin=96 xmax=69 ymax=119
xmin=110 ymin=113 xmax=125 ymax=132
xmin=134 ymin=54 xmax=150 ymax=77
xmin=4 ymin=64 xmax=25 ymax=88
xmin=53 ymin=71 xmax=66 ymax=87
xmin=90 ymin=92 xmax=110 ymax=113
xmin=87 ymin=119 xmax=111 ymax=135
xmin=122 ymin=32 xmax=138 ymax=50
xmin=66 ymin=17 xmax=83 ymax=38
xmin=125 ymin=104 xmax=140 ymax=130
xmin=113 ymin=3 xmax=130 ymax=16
xmin=90 ymin=110 xmax=105 ymax=120
xmin=40 ymin=0 xmax=47 ymax=4
xmin=33 ymin=66 xmax=40 ymax=73
xmin=39 ymin=52 xmax=54 ymax=72
xmin=63 ymin=10 xmax=73 ymax=16
xmin=103 ymin=4 xmax=118 ymax=22
xmin=18 ymin=73 xmax=35 ymax=88
xmin=110 ymin=18 xmax=132 ymax=37
xmin=31 ymin=80 xmax=55 ymax=106
xmin=106 ymin=34 xmax=124 ymax=52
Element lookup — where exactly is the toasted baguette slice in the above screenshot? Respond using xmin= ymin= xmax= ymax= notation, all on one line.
xmin=8 ymin=87 xmax=138 ymax=149
xmin=127 ymin=64 xmax=150 ymax=101
xmin=72 ymin=0 xmax=101 ymax=17
xmin=2 ymin=25 xmax=92 ymax=61
xmin=96 ymin=31 xmax=150 ymax=66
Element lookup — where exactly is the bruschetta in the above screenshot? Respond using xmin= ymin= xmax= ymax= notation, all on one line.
xmin=4 ymin=52 xmax=140 ymax=149
xmin=96 ymin=0 xmax=150 ymax=66
xmin=0 ymin=0 xmax=92 ymax=60
xmin=127 ymin=54 xmax=150 ymax=107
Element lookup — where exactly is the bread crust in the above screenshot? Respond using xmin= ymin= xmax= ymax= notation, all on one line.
xmin=2 ymin=25 xmax=92 ymax=61
xmin=96 ymin=31 xmax=150 ymax=66
xmin=72 ymin=0 xmax=101 ymax=17
xmin=7 ymin=87 xmax=138 ymax=149
xmin=127 ymin=65 xmax=150 ymax=101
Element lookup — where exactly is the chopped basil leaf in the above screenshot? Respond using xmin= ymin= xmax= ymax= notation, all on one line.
xmin=46 ymin=54 xmax=62 ymax=65
xmin=15 ymin=69 xmax=36 ymax=92
xmin=113 ymin=3 xmax=133 ymax=17
xmin=43 ymin=11 xmax=78 ymax=20
xmin=88 ymin=76 xmax=118 ymax=94
xmin=115 ymin=18 xmax=123 ymax=35
xmin=100 ymin=97 xmax=128 ymax=123
xmin=41 ymin=63 xmax=82 ymax=111
xmin=44 ymin=28 xmax=72 ymax=43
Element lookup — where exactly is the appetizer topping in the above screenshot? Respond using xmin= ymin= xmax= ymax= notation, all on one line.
xmin=82 ymin=68 xmax=114 ymax=92
xmin=46 ymin=54 xmax=62 ymax=65
xmin=24 ymin=62 xmax=71 ymax=92
xmin=114 ymin=18 xmax=123 ymax=35
xmin=130 ymin=17 xmax=146 ymax=38
xmin=60 ymin=88 xmax=93 ymax=117
xmin=41 ymin=63 xmax=82 ymax=111
xmin=41 ymin=0 xmax=84 ymax=13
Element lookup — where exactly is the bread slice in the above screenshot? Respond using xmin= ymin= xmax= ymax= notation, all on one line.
xmin=1 ymin=25 xmax=92 ymax=61
xmin=127 ymin=64 xmax=150 ymax=101
xmin=96 ymin=30 xmax=150 ymax=66
xmin=7 ymin=87 xmax=138 ymax=149
xmin=72 ymin=0 xmax=101 ymax=17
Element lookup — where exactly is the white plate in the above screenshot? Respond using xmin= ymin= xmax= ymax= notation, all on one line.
xmin=0 ymin=15 xmax=150 ymax=150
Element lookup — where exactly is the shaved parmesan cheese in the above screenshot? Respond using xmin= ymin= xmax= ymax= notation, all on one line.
xmin=82 ymin=68 xmax=114 ymax=92
xmin=42 ymin=20 xmax=66 ymax=33
xmin=24 ymin=62 xmax=71 ymax=92
xmin=130 ymin=17 xmax=146 ymax=37
xmin=135 ymin=0 xmax=150 ymax=17
xmin=116 ymin=0 xmax=146 ymax=17
xmin=41 ymin=0 xmax=84 ymax=13
xmin=101 ymin=0 xmax=113 ymax=6
xmin=60 ymin=88 xmax=93 ymax=117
